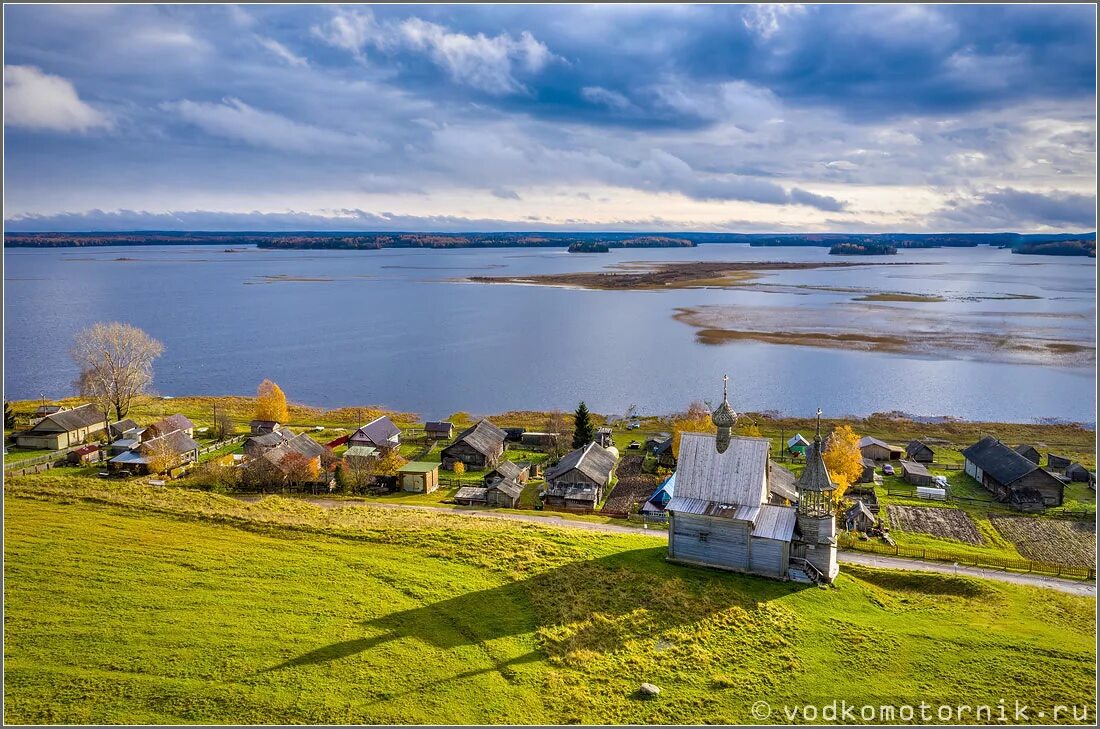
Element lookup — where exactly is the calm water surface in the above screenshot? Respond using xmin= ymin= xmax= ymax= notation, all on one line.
xmin=3 ymin=244 xmax=1095 ymax=423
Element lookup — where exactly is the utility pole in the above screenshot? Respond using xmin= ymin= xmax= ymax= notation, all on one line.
xmin=213 ymin=401 xmax=218 ymax=440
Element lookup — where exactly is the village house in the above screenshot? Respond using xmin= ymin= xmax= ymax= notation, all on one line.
xmin=250 ymin=419 xmax=282 ymax=435
xmin=901 ymin=460 xmax=934 ymax=487
xmin=424 ymin=421 xmax=454 ymax=440
xmin=858 ymin=436 xmax=903 ymax=462
xmin=962 ymin=436 xmax=1064 ymax=509
xmin=786 ymin=433 xmax=810 ymax=456
xmin=1047 ymin=453 xmax=1073 ymax=471
xmin=666 ymin=379 xmax=838 ymax=584
xmin=483 ymin=459 xmax=528 ymax=486
xmin=143 ymin=414 xmax=195 ymax=441
xmin=905 ymin=440 xmax=935 ymax=463
xmin=261 ymin=433 xmax=330 ymax=488
xmin=13 ymin=403 xmax=106 ymax=450
xmin=348 ymin=416 xmax=401 ymax=452
xmin=109 ymin=418 xmax=141 ymax=440
xmin=441 ymin=420 xmax=506 ymax=470
xmin=542 ymin=442 xmax=617 ymax=510
xmin=654 ymin=436 xmax=676 ymax=469
xmin=485 ymin=477 xmax=523 ymax=508
xmin=396 ymin=461 xmax=440 ymax=493
xmin=109 ymin=429 xmax=200 ymax=476
xmin=244 ymin=428 xmax=295 ymax=458
xmin=1013 ymin=444 xmax=1042 ymax=464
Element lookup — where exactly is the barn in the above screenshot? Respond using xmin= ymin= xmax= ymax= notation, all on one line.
xmin=859 ymin=436 xmax=903 ymax=462
xmin=857 ymin=457 xmax=877 ymax=483
xmin=1013 ymin=444 xmax=1042 ymax=464
xmin=424 ymin=421 xmax=454 ymax=440
xmin=1047 ymin=453 xmax=1073 ymax=471
xmin=1065 ymin=463 xmax=1095 ymax=484
xmin=905 ymin=440 xmax=935 ymax=463
xmin=13 ymin=403 xmax=106 ymax=450
xmin=486 ymin=477 xmax=523 ymax=508
xmin=844 ymin=501 xmax=876 ymax=532
xmin=962 ymin=436 xmax=1064 ymax=509
xmin=441 ymin=420 xmax=506 ymax=470
xmin=483 ymin=459 xmax=528 ymax=486
xmin=454 ymin=486 xmax=488 ymax=506
xmin=542 ymin=442 xmax=617 ymax=510
xmin=901 ymin=460 xmax=934 ymax=487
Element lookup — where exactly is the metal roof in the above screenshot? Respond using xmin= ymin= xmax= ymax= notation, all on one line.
xmin=344 ymin=445 xmax=379 ymax=458
xmin=350 ymin=416 xmax=401 ymax=446
xmin=147 ymin=413 xmax=194 ymax=436
xmin=673 ymin=433 xmax=769 ymax=507
xmin=398 ymin=461 xmax=439 ymax=474
xmin=962 ymin=436 xmax=1042 ymax=486
xmin=666 ymin=496 xmax=760 ymax=521
xmin=752 ymin=505 xmax=798 ymax=541
xmin=787 ymin=434 xmax=810 ymax=447
xmin=138 ymin=429 xmax=200 ymax=457
xmin=859 ymin=436 xmax=902 ymax=451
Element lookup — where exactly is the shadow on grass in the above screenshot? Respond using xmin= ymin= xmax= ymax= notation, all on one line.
xmin=262 ymin=545 xmax=811 ymax=678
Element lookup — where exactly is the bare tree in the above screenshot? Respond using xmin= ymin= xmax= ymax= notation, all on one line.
xmin=544 ymin=410 xmax=571 ymax=461
xmin=71 ymin=322 xmax=164 ymax=422
xmin=214 ymin=411 xmax=236 ymax=440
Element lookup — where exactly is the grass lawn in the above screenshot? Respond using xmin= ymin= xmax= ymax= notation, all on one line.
xmin=4 ymin=477 xmax=1096 ymax=724
xmin=3 ymin=448 xmax=56 ymax=465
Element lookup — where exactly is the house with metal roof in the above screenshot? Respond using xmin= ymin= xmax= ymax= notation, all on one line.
xmin=641 ymin=473 xmax=676 ymax=515
xmin=441 ymin=419 xmax=506 ymax=470
xmin=962 ymin=436 xmax=1064 ymax=509
xmin=542 ymin=442 xmax=617 ymax=510
xmin=424 ymin=421 xmax=454 ymax=439
xmin=13 ymin=403 xmax=107 ymax=450
xmin=348 ymin=416 xmax=401 ymax=452
xmin=786 ymin=433 xmax=810 ymax=456
xmin=109 ymin=428 xmax=200 ymax=475
xmin=666 ymin=378 xmax=839 ymax=584
xmin=858 ymin=436 xmax=903 ymax=461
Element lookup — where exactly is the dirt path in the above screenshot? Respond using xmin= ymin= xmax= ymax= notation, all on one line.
xmin=233 ymin=495 xmax=1096 ymax=596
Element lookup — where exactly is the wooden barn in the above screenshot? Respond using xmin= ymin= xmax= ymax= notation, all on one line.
xmin=542 ymin=442 xmax=617 ymax=510
xmin=1047 ymin=453 xmax=1073 ymax=471
xmin=348 ymin=416 xmax=401 ymax=452
xmin=1065 ymin=463 xmax=1095 ymax=484
xmin=13 ymin=403 xmax=106 ymax=450
xmin=844 ymin=501 xmax=876 ymax=532
xmin=654 ymin=437 xmax=676 ymax=469
xmin=901 ymin=460 xmax=934 ymax=487
xmin=857 ymin=457 xmax=877 ymax=484
xmin=453 ymin=486 xmax=488 ymax=506
xmin=442 ymin=420 xmax=506 ymax=470
xmin=519 ymin=431 xmax=557 ymax=449
xmin=486 ymin=477 xmax=522 ymax=508
xmin=483 ymin=459 xmax=528 ymax=486
xmin=905 ymin=440 xmax=935 ymax=463
xmin=595 ymin=427 xmax=613 ymax=448
xmin=859 ymin=436 xmax=903 ymax=462
xmin=962 ymin=436 xmax=1064 ymax=509
xmin=1013 ymin=444 xmax=1042 ymax=464
xmin=424 ymin=421 xmax=454 ymax=440
xmin=396 ymin=461 xmax=439 ymax=493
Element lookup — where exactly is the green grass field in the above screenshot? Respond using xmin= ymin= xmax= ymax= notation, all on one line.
xmin=4 ymin=477 xmax=1095 ymax=724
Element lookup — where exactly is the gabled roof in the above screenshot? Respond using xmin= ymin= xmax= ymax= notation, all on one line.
xmin=109 ymin=418 xmax=140 ymax=436
xmin=798 ymin=440 xmax=836 ymax=493
xmin=787 ymin=434 xmax=810 ymax=448
xmin=488 ymin=460 xmax=524 ymax=481
xmin=859 ymin=436 xmax=901 ymax=451
xmin=845 ymin=501 xmax=876 ymax=524
xmin=449 ymin=419 xmax=506 ymax=457
xmin=29 ymin=403 xmax=103 ymax=432
xmin=906 ymin=440 xmax=934 ymax=455
xmin=1013 ymin=444 xmax=1041 ymax=462
xmin=962 ymin=436 xmax=1043 ymax=486
xmin=251 ymin=419 xmax=281 ymax=427
xmin=544 ymin=442 xmax=617 ymax=486
xmin=149 ymin=413 xmax=195 ymax=435
xmin=398 ymin=461 xmax=439 ymax=474
xmin=263 ymin=433 xmax=327 ymax=469
xmin=425 ymin=421 xmax=453 ymax=432
xmin=647 ymin=473 xmax=676 ymax=507
xmin=71 ymin=444 xmax=99 ymax=457
xmin=487 ymin=477 xmax=522 ymax=499
xmin=767 ymin=460 xmax=799 ymax=502
xmin=1066 ymin=463 xmax=1093 ymax=477
xmin=672 ymin=433 xmax=769 ymax=507
xmin=351 ymin=416 xmax=400 ymax=446
xmin=138 ymin=429 xmax=200 ymax=458
xmin=901 ymin=460 xmax=931 ymax=478
xmin=247 ymin=431 xmax=291 ymax=448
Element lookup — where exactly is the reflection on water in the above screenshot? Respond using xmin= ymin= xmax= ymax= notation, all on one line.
xmin=3 ymin=244 xmax=1096 ymax=423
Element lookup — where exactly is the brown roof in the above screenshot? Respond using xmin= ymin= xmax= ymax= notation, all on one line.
xmin=449 ymin=419 xmax=507 ymax=458
xmin=138 ymin=429 xmax=200 ymax=457
xmin=148 ymin=413 xmax=195 ymax=436
xmin=30 ymin=403 xmax=104 ymax=432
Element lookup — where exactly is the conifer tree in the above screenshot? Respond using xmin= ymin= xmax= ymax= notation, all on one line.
xmin=572 ymin=401 xmax=594 ymax=449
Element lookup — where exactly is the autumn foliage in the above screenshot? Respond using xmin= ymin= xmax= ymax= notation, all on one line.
xmin=822 ymin=424 xmax=864 ymax=503
xmin=670 ymin=401 xmax=715 ymax=459
xmin=255 ymin=379 xmax=289 ymax=423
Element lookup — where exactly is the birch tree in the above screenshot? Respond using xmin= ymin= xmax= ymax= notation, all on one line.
xmin=71 ymin=322 xmax=164 ymax=421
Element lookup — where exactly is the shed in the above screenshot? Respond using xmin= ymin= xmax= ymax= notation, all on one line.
xmin=859 ymin=436 xmax=903 ymax=462
xmin=250 ymin=419 xmax=282 ymax=435
xmin=844 ymin=501 xmax=877 ymax=532
xmin=654 ymin=437 xmax=676 ymax=469
xmin=424 ymin=421 xmax=454 ymax=439
xmin=67 ymin=444 xmax=101 ymax=465
xmin=1047 ymin=453 xmax=1073 ymax=471
xmin=442 ymin=420 xmax=506 ymax=470
xmin=595 ymin=427 xmax=613 ymax=448
xmin=786 ymin=433 xmax=810 ymax=456
xmin=1014 ymin=444 xmax=1042 ymax=464
xmin=454 ymin=486 xmax=488 ymax=506
xmin=962 ymin=436 xmax=1064 ymax=509
xmin=486 ymin=477 xmax=522 ymax=508
xmin=901 ymin=460 xmax=933 ymax=487
xmin=857 ymin=457 xmax=877 ymax=484
xmin=519 ymin=431 xmax=558 ymax=449
xmin=244 ymin=429 xmax=294 ymax=458
xmin=1065 ymin=463 xmax=1094 ymax=483
xmin=483 ymin=459 xmax=528 ymax=486
xmin=905 ymin=440 xmax=935 ymax=463
xmin=397 ymin=461 xmax=440 ymax=493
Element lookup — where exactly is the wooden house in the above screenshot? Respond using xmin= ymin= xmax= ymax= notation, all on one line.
xmin=397 ymin=461 xmax=440 ymax=493
xmin=595 ymin=427 xmax=613 ymax=448
xmin=13 ymin=403 xmax=106 ymax=450
xmin=518 ymin=461 xmax=540 ymax=480
xmin=901 ymin=460 xmax=933 ymax=487
xmin=542 ymin=442 xmax=617 ymax=510
xmin=905 ymin=440 xmax=935 ymax=463
xmin=67 ymin=444 xmax=101 ymax=465
xmin=424 ymin=421 xmax=454 ymax=440
xmin=486 ymin=477 xmax=522 ymax=508
xmin=844 ymin=501 xmax=876 ymax=532
xmin=454 ymin=486 xmax=488 ymax=506
xmin=442 ymin=420 xmax=506 ymax=470
xmin=261 ymin=433 xmax=330 ymax=487
xmin=1047 ymin=453 xmax=1073 ymax=471
xmin=962 ymin=436 xmax=1064 ymax=509
xmin=786 ymin=433 xmax=810 ymax=456
xmin=1065 ymin=463 xmax=1095 ymax=483
xmin=654 ymin=437 xmax=676 ymax=469
xmin=645 ymin=433 xmax=671 ymax=452
xmin=519 ymin=431 xmax=557 ymax=449
xmin=109 ymin=429 xmax=200 ymax=476
xmin=143 ymin=414 xmax=195 ymax=441
xmin=244 ymin=428 xmax=295 ymax=458
xmin=858 ymin=436 xmax=903 ymax=462
xmin=109 ymin=418 xmax=141 ymax=440
xmin=483 ymin=459 xmax=528 ymax=486
xmin=857 ymin=457 xmax=877 ymax=484
xmin=348 ymin=416 xmax=401 ymax=451
xmin=1013 ymin=444 xmax=1042 ymax=464
xmin=250 ymin=419 xmax=282 ymax=435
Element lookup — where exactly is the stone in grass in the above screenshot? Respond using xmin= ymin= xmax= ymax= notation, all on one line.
xmin=639 ymin=683 xmax=662 ymax=698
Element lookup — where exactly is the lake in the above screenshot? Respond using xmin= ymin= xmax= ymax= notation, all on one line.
xmin=2 ymin=243 xmax=1095 ymax=423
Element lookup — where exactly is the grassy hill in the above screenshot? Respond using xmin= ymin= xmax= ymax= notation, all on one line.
xmin=4 ymin=478 xmax=1096 ymax=724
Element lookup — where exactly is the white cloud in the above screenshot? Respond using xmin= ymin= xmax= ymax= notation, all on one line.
xmin=742 ymin=4 xmax=806 ymax=40
xmin=314 ymin=9 xmax=556 ymax=95
xmin=163 ymin=98 xmax=384 ymax=155
xmin=3 ymin=65 xmax=112 ymax=133
xmin=256 ymin=36 xmax=308 ymax=68
xmin=825 ymin=160 xmax=859 ymax=171
xmin=581 ymin=86 xmax=633 ymax=111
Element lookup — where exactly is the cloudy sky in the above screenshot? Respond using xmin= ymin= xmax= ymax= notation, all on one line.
xmin=3 ymin=3 xmax=1096 ymax=232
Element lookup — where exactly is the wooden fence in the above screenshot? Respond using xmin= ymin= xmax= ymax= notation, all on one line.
xmin=838 ymin=533 xmax=1096 ymax=580
xmin=886 ymin=486 xmax=994 ymax=505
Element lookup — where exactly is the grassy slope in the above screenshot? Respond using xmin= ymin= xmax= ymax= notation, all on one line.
xmin=4 ymin=478 xmax=1095 ymax=725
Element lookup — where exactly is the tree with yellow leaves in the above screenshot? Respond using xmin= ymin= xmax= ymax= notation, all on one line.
xmin=371 ymin=448 xmax=408 ymax=477
xmin=255 ymin=379 xmax=289 ymax=423
xmin=822 ymin=424 xmax=864 ymax=504
xmin=670 ymin=401 xmax=715 ymax=460
xmin=451 ymin=460 xmax=466 ymax=476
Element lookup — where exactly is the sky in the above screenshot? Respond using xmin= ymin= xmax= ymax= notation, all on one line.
xmin=2 ymin=3 xmax=1097 ymax=233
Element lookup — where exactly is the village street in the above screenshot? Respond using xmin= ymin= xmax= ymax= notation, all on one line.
xmin=235 ymin=495 xmax=1097 ymax=597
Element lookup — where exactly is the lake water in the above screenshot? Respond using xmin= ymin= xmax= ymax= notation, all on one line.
xmin=2 ymin=244 xmax=1095 ymax=423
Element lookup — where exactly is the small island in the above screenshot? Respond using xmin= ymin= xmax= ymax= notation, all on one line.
xmin=830 ymin=242 xmax=898 ymax=255
xmin=1013 ymin=240 xmax=1096 ymax=257
xmin=568 ymin=241 xmax=610 ymax=253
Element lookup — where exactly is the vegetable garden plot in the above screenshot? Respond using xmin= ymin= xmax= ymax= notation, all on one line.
xmin=990 ymin=516 xmax=1097 ymax=568
xmin=885 ymin=505 xmax=985 ymax=545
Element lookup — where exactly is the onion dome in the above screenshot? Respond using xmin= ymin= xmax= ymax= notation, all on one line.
xmin=711 ymin=374 xmax=738 ymax=429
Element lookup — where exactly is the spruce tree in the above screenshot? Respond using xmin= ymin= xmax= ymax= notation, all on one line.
xmin=4 ymin=402 xmax=14 ymax=430
xmin=572 ymin=401 xmax=594 ymax=449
